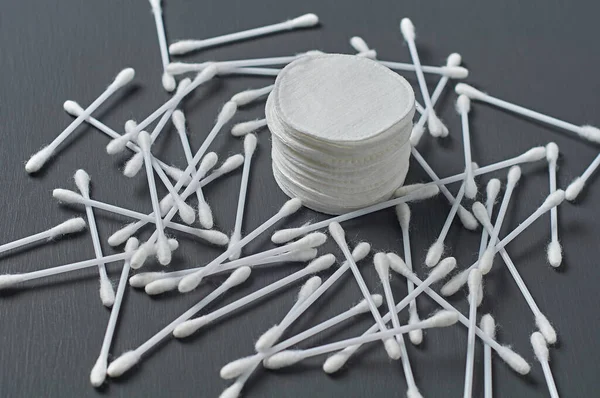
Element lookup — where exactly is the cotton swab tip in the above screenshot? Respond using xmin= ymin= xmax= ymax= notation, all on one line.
xmin=356 ymin=294 xmax=383 ymax=312
xmin=271 ymin=228 xmax=304 ymax=244
xmin=456 ymin=94 xmax=471 ymax=114
xmin=530 ymin=332 xmax=549 ymax=362
xmin=457 ymin=207 xmax=479 ymax=230
xmin=48 ymin=217 xmax=87 ymax=237
xmin=352 ymin=242 xmax=372 ymax=261
xmin=99 ymin=278 xmax=115 ymax=307
xmin=409 ymin=124 xmax=426 ymax=147
xmin=400 ymin=18 xmax=416 ymax=41
xmin=497 ymin=346 xmax=531 ymax=375
xmin=172 ymin=110 xmax=186 ymax=132
xmin=565 ymin=177 xmax=584 ymax=201
xmin=541 ymin=190 xmax=565 ymax=213
xmin=386 ymin=253 xmax=410 ymax=277
xmin=440 ymin=269 xmax=469 ymax=296
xmin=225 ymin=266 xmax=252 ymax=287
xmin=455 ymin=83 xmax=486 ymax=101
xmin=535 ymin=313 xmax=557 ymax=344
xmin=130 ymin=244 xmax=151 ymax=270
xmin=296 ymin=232 xmax=328 ymax=248
xmin=218 ymin=101 xmax=238 ymax=124
xmin=443 ymin=66 xmax=469 ymax=79
xmin=156 ymin=237 xmax=173 ymax=265
xmin=447 ymin=53 xmax=462 ymax=67
xmin=74 ymin=169 xmax=91 ymax=196
xmin=244 ymin=133 xmax=258 ymax=156
xmin=173 ymin=316 xmax=209 ymax=338
xmin=305 ymin=254 xmax=336 ymax=273
xmin=578 ymin=125 xmax=600 ymax=143
xmin=255 ymin=325 xmax=284 ymax=352
xmin=407 ymin=387 xmax=424 ymax=398
xmin=328 ymin=222 xmax=345 ymax=243
xmin=429 ymin=257 xmax=457 ymax=283
xmin=25 ymin=146 xmax=54 ymax=173
xmin=547 ymin=240 xmax=563 ymax=268
xmin=144 ymin=277 xmax=180 ymax=295
xmin=219 ymin=381 xmax=244 ymax=398
xmin=423 ymin=310 xmax=460 ymax=328
xmin=137 ymin=131 xmax=152 ymax=152
xmin=112 ymin=68 xmax=135 ymax=88
xmin=546 ymin=142 xmax=559 ymax=163
xmin=425 ymin=240 xmax=444 ymax=268
xmin=107 ymin=351 xmax=141 ymax=377
xmin=480 ymin=314 xmax=496 ymax=339
xmin=323 ymin=350 xmax=352 ymax=374
xmin=108 ymin=223 xmax=140 ymax=247
xmin=384 ymin=338 xmax=402 ymax=360
xmin=231 ymin=119 xmax=267 ymax=136
xmin=479 ymin=249 xmax=495 ymax=275
xmin=409 ymin=311 xmax=423 ymax=345
xmin=486 ymin=178 xmax=502 ymax=202
xmin=290 ymin=13 xmax=319 ymax=28
xmin=90 ymin=358 xmax=107 ymax=387
xmin=350 ymin=36 xmax=370 ymax=53
xmin=373 ymin=253 xmax=390 ymax=280
xmin=162 ymin=72 xmax=176 ymax=92
xmin=220 ymin=356 xmax=258 ymax=380
xmin=279 ymin=198 xmax=303 ymax=217
xmin=63 ymin=100 xmax=84 ymax=116
xmin=507 ymin=166 xmax=522 ymax=185
xmin=123 ymin=153 xmax=144 ymax=178
xmin=0 ymin=275 xmax=25 ymax=290
xmin=427 ymin=112 xmax=449 ymax=137
xmin=288 ymin=248 xmax=318 ymax=262
xmin=53 ymin=188 xmax=84 ymax=204
xmin=129 ymin=272 xmax=165 ymax=288
xmin=395 ymin=203 xmax=410 ymax=230
xmin=297 ymin=275 xmax=322 ymax=303
xmin=263 ymin=350 xmax=304 ymax=369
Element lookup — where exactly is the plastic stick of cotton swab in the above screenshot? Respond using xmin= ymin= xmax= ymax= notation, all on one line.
xmin=329 ymin=223 xmax=401 ymax=360
xmin=169 ymin=14 xmax=319 ymax=55
xmin=178 ymin=198 xmax=304 ymax=293
xmin=271 ymin=185 xmax=439 ymax=244
xmin=384 ymin=253 xmax=531 ymax=376
xmin=148 ymin=0 xmax=176 ymax=91
xmin=479 ymin=180 xmax=502 ymax=261
xmin=173 ymin=254 xmax=336 ymax=338
xmin=456 ymin=83 xmax=600 ymax=144
xmin=90 ymin=238 xmax=139 ymax=387
xmin=400 ymin=18 xmax=448 ymax=137
xmin=218 ymin=67 xmax=281 ymax=77
xmin=25 ymin=68 xmax=135 ymax=173
xmin=0 ymin=218 xmax=86 ymax=255
xmin=565 ymin=151 xmax=600 ymax=201
xmin=228 ymin=134 xmax=258 ymax=260
xmin=106 ymin=266 xmax=251 ymax=378
xmin=395 ymin=204 xmax=422 ymax=345
xmin=457 ymin=95 xmax=477 ymax=198
xmin=546 ymin=143 xmax=562 ymax=267
xmin=531 ymin=332 xmax=560 ymax=398
xmin=481 ymin=314 xmax=496 ymax=398
xmin=74 ymin=170 xmax=114 ymax=307
xmin=464 ymin=269 xmax=482 ymax=398
xmin=231 ymin=119 xmax=268 ymax=137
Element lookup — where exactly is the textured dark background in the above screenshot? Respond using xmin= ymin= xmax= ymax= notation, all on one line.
xmin=0 ymin=0 xmax=598 ymax=397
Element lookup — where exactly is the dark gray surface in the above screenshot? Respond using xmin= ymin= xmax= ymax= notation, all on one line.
xmin=0 ymin=0 xmax=598 ymax=397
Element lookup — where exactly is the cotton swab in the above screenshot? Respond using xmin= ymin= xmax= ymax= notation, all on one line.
xmin=565 ymin=151 xmax=600 ymax=201
xmin=52 ymin=189 xmax=227 ymax=245
xmin=441 ymin=190 xmax=565 ymax=297
xmin=231 ymin=119 xmax=268 ymax=137
xmin=106 ymin=266 xmax=251 ymax=378
xmin=0 ymin=218 xmax=86 ymax=255
xmin=481 ymin=314 xmax=496 ymax=398
xmin=463 ymin=269 xmax=482 ymax=398
xmin=457 ymin=95 xmax=477 ymax=198
xmin=173 ymin=254 xmax=336 ymax=338
xmin=90 ymin=238 xmax=138 ymax=387
xmin=148 ymin=0 xmax=176 ymax=91
xmin=475 ymin=179 xmax=501 ymax=306
xmin=25 ymin=68 xmax=135 ymax=173
xmin=395 ymin=204 xmax=423 ymax=345
xmin=230 ymin=85 xmax=275 ymax=107
xmin=400 ymin=18 xmax=448 ymax=137
xmin=264 ymin=311 xmax=459 ymax=369
xmin=546 ymin=143 xmax=562 ymax=267
xmin=456 ymin=83 xmax=600 ymax=144
xmin=531 ymin=332 xmax=560 ymax=398
xmin=374 ymin=253 xmax=421 ymax=398
xmin=385 ymin=253 xmax=531 ymax=375
xmin=74 ymin=170 xmax=115 ymax=307
xmin=169 ymin=13 xmax=319 ymax=55
xmin=228 ymin=134 xmax=258 ymax=260
xmin=271 ymin=185 xmax=439 ymax=244
xmin=172 ymin=110 xmax=214 ymax=229
xmin=253 ymin=242 xmax=371 ymax=352
xmin=410 ymin=148 xmax=478 ymax=230
xmin=471 ymin=199 xmax=559 ymax=343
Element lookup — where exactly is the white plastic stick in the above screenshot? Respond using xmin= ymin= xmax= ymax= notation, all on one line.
xmin=167 ymin=54 xmax=316 ymax=75
xmin=481 ymin=314 xmax=496 ymax=398
xmin=464 ymin=269 xmax=482 ymax=398
xmin=218 ymin=67 xmax=281 ymax=77
xmin=0 ymin=218 xmax=86 ymax=255
xmin=531 ymin=332 xmax=560 ymax=398
xmin=565 ymin=152 xmax=600 ymax=201
xmin=25 ymin=68 xmax=135 ymax=173
xmin=546 ymin=143 xmax=562 ymax=266
xmin=457 ymin=95 xmax=477 ymax=198
xmin=149 ymin=0 xmax=175 ymax=91
xmin=479 ymin=180 xmax=502 ymax=261
xmin=169 ymin=14 xmax=319 ymax=55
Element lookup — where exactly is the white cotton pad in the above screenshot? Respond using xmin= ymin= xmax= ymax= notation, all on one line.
xmin=266 ymin=53 xmax=415 ymax=214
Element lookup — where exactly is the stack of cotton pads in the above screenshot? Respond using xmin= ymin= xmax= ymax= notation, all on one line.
xmin=266 ymin=53 xmax=415 ymax=214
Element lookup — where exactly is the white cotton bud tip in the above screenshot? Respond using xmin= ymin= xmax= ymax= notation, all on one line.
xmin=486 ymin=179 xmax=501 ymax=202
xmin=408 ymin=312 xmax=423 ymax=345
xmin=447 ymin=53 xmax=462 ymax=67
xmin=108 ymin=223 xmax=139 ymax=247
xmin=25 ymin=146 xmax=53 ymax=173
xmin=409 ymin=124 xmax=426 ymax=147
xmin=440 ymin=269 xmax=469 ymax=296
xmin=112 ymin=68 xmax=135 ymax=88
xmin=217 ymin=154 xmax=244 ymax=174
xmin=172 ymin=110 xmax=186 ymax=132
xmin=407 ymin=387 xmax=424 ymax=398
xmin=173 ymin=316 xmax=209 ymax=338
xmin=354 ymin=294 xmax=383 ymax=313
xmin=479 ymin=249 xmax=495 ymax=275
xmin=427 ymin=112 xmax=449 ymax=137
xmin=565 ymin=177 xmax=584 ymax=201
xmin=177 ymin=201 xmax=196 ymax=225
xmin=288 ymin=248 xmax=318 ymax=262
xmin=167 ymin=239 xmax=179 ymax=251
xmin=384 ymin=338 xmax=402 ymax=360
xmin=455 ymin=83 xmax=486 ymax=101
xmin=100 ymin=278 xmax=116 ymax=307
xmin=0 ymin=275 xmax=25 ymax=290
xmin=197 ymin=230 xmax=229 ymax=246
xmin=429 ymin=257 xmax=456 ymax=283
xmin=156 ymin=237 xmax=173 ymax=265
xmin=297 ymin=276 xmax=322 ymax=303
xmin=107 ymin=135 xmax=131 ymax=155
xmin=547 ymin=240 xmax=563 ymax=268
xmin=465 ymin=178 xmax=478 ymax=200
xmin=530 ymin=332 xmax=549 ymax=362
xmin=456 ymin=95 xmax=471 ymax=114
xmin=124 ymin=237 xmax=140 ymax=253
xmin=425 ymin=240 xmax=444 ymax=268
xmin=480 ymin=314 xmax=496 ymax=338
xmin=497 ymin=346 xmax=530 ymax=375
xmin=197 ymin=202 xmax=214 ymax=230
xmin=74 ymin=169 xmax=91 ymax=196
xmin=225 ymin=266 xmax=252 ymax=287
xmin=535 ymin=314 xmax=557 ymax=344
xmin=129 ymin=272 xmax=164 ymax=288
xmin=350 ymin=36 xmax=370 ymax=53
xmin=578 ymin=125 xmax=600 ymax=143
xmin=219 ymin=381 xmax=244 ymax=398
xmin=457 ymin=206 xmax=479 ymax=230
xmin=400 ymin=18 xmax=416 ymax=41
xmin=323 ymin=350 xmax=352 ymax=374
xmin=352 ymin=242 xmax=371 ymax=261
xmin=472 ymin=202 xmax=489 ymax=225
xmin=162 ymin=164 xmax=191 ymax=185
xmin=130 ymin=244 xmax=150 ymax=270
xmin=279 ymin=198 xmax=303 ymax=216
xmin=124 ymin=120 xmax=137 ymax=134
xmin=90 ymin=358 xmax=107 ymax=387
xmin=468 ymin=269 xmax=482 ymax=303
xmin=243 ymin=134 xmax=258 ymax=157
xmin=255 ymin=325 xmax=283 ymax=352
xmin=306 ymin=254 xmax=336 ymax=273
xmin=395 ymin=203 xmax=411 ymax=230
xmin=123 ymin=153 xmax=144 ymax=178
xmin=296 ymin=232 xmax=327 ymax=248
xmin=424 ymin=310 xmax=459 ymax=328
xmin=357 ymin=49 xmax=377 ymax=59
xmin=231 ymin=119 xmax=267 ymax=136
xmin=263 ymin=350 xmax=303 ymax=369
xmin=442 ymin=66 xmax=469 ymax=79
xmin=328 ymin=222 xmax=345 ymax=244
xmin=291 ymin=13 xmax=319 ymax=28
xmin=374 ymin=253 xmax=390 ymax=281
xmin=53 ymin=188 xmax=84 ymax=204
xmin=217 ymin=101 xmax=238 ymax=125
xmin=159 ymin=194 xmax=175 ymax=215
xmin=507 ymin=166 xmax=522 ymax=186
xmin=394 ymin=183 xmax=424 ymax=198
xmin=271 ymin=228 xmax=305 ymax=244
xmin=231 ymin=86 xmax=272 ymax=106
xmin=541 ymin=190 xmax=565 ymax=213
xmin=145 ymin=277 xmax=180 ymax=295
xmin=387 ymin=253 xmax=410 ymax=277
xmin=63 ymin=100 xmax=84 ymax=116
xmin=178 ymin=273 xmax=203 ymax=293
xmin=137 ymin=131 xmax=152 ymax=152
xmin=162 ymin=72 xmax=176 ymax=92
xmin=49 ymin=217 xmax=87 ymax=237
xmin=546 ymin=142 xmax=559 ymax=163
xmin=220 ymin=356 xmax=257 ymax=380
xmin=107 ymin=351 xmax=141 ymax=377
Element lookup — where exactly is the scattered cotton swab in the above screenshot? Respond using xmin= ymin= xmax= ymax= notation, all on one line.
xmin=106 ymin=266 xmax=251 ymax=378
xmin=148 ymin=0 xmax=176 ymax=91
xmin=25 ymin=68 xmax=135 ymax=173
xmin=231 ymin=85 xmax=275 ymax=107
xmin=456 ymin=83 xmax=600 ymax=144
xmin=531 ymin=332 xmax=560 ymax=398
xmin=565 ymin=149 xmax=600 ymax=201
xmin=231 ymin=119 xmax=268 ymax=137
xmin=546 ymin=143 xmax=562 ymax=267
xmin=228 ymin=134 xmax=258 ymax=260
xmin=74 ymin=170 xmax=114 ymax=307
xmin=169 ymin=14 xmax=319 ymax=55
xmin=457 ymin=95 xmax=477 ymax=198
xmin=168 ymin=54 xmax=317 ymax=75
xmin=0 ymin=217 xmax=86 ymax=255
xmin=481 ymin=314 xmax=496 ymax=398
xmin=463 ymin=269 xmax=482 ymax=398
xmin=90 ymin=238 xmax=138 ymax=387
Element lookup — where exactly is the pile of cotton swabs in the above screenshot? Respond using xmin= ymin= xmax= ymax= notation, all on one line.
xmin=4 ymin=3 xmax=598 ymax=397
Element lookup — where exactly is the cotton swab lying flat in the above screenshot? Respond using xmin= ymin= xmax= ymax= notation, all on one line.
xmin=173 ymin=254 xmax=336 ymax=338
xmin=0 ymin=218 xmax=86 ymax=255
xmin=546 ymin=143 xmax=562 ymax=267
xmin=531 ymin=332 xmax=560 ymax=398
xmin=25 ymin=68 xmax=135 ymax=173
xmin=441 ymin=190 xmax=565 ymax=298
xmin=231 ymin=85 xmax=275 ymax=107
xmin=565 ymin=151 xmax=600 ymax=201
xmin=472 ymin=200 xmax=559 ymax=343
xmin=475 ymin=179 xmax=501 ymax=306
xmin=74 ymin=170 xmax=114 ymax=307
xmin=395 ymin=204 xmax=423 ymax=345
xmin=169 ymin=13 xmax=319 ymax=55
xmin=106 ymin=266 xmax=251 ymax=378
xmin=172 ymin=110 xmax=214 ymax=229
xmin=264 ymin=311 xmax=459 ymax=370
xmin=374 ymin=253 xmax=421 ymax=398
xmin=457 ymin=95 xmax=478 ymax=198
xmin=463 ymin=269 xmax=482 ymax=398
xmin=228 ymin=134 xmax=258 ymax=260
xmin=231 ymin=119 xmax=268 ymax=137
xmin=271 ymin=185 xmax=439 ymax=244
xmin=481 ymin=314 xmax=496 ymax=398
xmin=148 ymin=0 xmax=175 ymax=91
xmin=385 ymin=253 xmax=531 ymax=375
xmin=90 ymin=238 xmax=138 ymax=387
xmin=400 ymin=18 xmax=448 ymax=137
